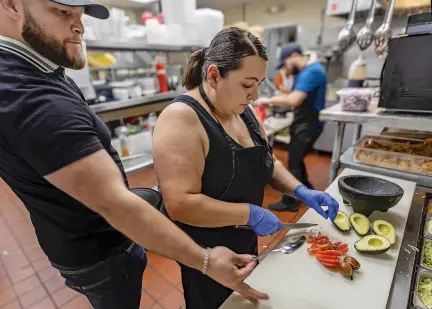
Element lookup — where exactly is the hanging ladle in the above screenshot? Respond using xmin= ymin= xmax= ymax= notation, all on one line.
xmin=338 ymin=0 xmax=360 ymax=52
xmin=374 ymin=0 xmax=396 ymax=59
xmin=356 ymin=0 xmax=378 ymax=50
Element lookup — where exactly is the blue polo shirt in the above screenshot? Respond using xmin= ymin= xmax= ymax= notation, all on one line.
xmin=0 ymin=36 xmax=128 ymax=266
xmin=293 ymin=62 xmax=327 ymax=133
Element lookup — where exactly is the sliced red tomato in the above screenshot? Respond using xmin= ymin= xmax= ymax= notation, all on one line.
xmin=341 ymin=247 xmax=349 ymax=255
xmin=318 ymin=258 xmax=340 ymax=264
xmin=316 ymin=250 xmax=342 ymax=256
xmin=316 ymin=244 xmax=331 ymax=250
xmin=320 ymin=261 xmax=340 ymax=268
xmin=316 ymin=254 xmax=340 ymax=261
xmin=333 ymin=242 xmax=342 ymax=247
xmin=315 ymin=239 xmax=330 ymax=245
xmin=336 ymin=244 xmax=348 ymax=251
xmin=314 ymin=236 xmax=329 ymax=241
xmin=306 ymin=237 xmax=315 ymax=244
xmin=307 ymin=247 xmax=322 ymax=254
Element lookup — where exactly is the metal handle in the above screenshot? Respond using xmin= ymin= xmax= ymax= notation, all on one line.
xmin=365 ymin=0 xmax=378 ymax=26
xmin=383 ymin=0 xmax=396 ymax=26
xmin=347 ymin=0 xmax=360 ymax=27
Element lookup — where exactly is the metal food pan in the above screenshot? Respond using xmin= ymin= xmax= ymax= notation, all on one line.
xmin=353 ymin=135 xmax=432 ymax=177
xmin=420 ymin=239 xmax=432 ymax=271
xmin=413 ymin=268 xmax=432 ymax=309
xmin=425 ymin=215 xmax=432 ymax=240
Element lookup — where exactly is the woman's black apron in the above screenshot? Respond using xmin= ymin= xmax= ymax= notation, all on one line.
xmin=161 ymin=85 xmax=274 ymax=308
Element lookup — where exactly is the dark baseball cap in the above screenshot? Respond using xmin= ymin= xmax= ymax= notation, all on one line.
xmin=51 ymin=0 xmax=110 ymax=19
xmin=276 ymin=43 xmax=303 ymax=70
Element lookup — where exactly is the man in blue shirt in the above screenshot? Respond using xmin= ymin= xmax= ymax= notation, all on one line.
xmin=256 ymin=43 xmax=327 ymax=212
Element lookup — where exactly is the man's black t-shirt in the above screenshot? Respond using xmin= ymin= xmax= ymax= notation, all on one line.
xmin=0 ymin=37 xmax=128 ymax=266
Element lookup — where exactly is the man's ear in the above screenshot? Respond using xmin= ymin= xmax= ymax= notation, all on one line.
xmin=206 ymin=64 xmax=221 ymax=89
xmin=0 ymin=0 xmax=22 ymax=20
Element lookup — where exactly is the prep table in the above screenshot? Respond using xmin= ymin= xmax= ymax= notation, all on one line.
xmin=220 ymin=168 xmax=431 ymax=309
xmin=319 ymin=102 xmax=432 ymax=183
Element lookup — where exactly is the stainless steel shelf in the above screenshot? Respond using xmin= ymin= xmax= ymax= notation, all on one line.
xmin=320 ymin=103 xmax=432 ymax=133
xmin=89 ymin=66 xmax=152 ymax=72
xmin=90 ymin=91 xmax=182 ymax=114
xmin=121 ymin=153 xmax=154 ymax=174
xmin=86 ymin=40 xmax=203 ymax=52
xmin=340 ymin=148 xmax=432 ymax=188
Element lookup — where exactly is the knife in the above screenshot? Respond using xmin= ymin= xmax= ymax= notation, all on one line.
xmin=235 ymin=223 xmax=318 ymax=230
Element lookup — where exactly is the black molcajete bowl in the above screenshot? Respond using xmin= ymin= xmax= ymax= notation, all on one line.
xmin=338 ymin=175 xmax=404 ymax=217
xmin=130 ymin=188 xmax=162 ymax=210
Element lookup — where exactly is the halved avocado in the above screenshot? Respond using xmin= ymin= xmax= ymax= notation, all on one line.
xmin=349 ymin=213 xmax=370 ymax=236
xmin=354 ymin=235 xmax=391 ymax=254
xmin=372 ymin=220 xmax=396 ymax=245
xmin=333 ymin=211 xmax=350 ymax=232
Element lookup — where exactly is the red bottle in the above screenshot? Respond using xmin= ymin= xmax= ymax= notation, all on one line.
xmin=141 ymin=12 xmax=153 ymax=25
xmin=254 ymin=105 xmax=267 ymax=121
xmin=156 ymin=63 xmax=169 ymax=93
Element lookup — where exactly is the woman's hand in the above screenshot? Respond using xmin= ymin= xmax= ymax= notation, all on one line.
xmin=294 ymin=185 xmax=339 ymax=221
xmin=248 ymin=204 xmax=283 ymax=236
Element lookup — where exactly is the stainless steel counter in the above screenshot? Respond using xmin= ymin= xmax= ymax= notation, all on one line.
xmin=319 ymin=103 xmax=432 ymax=183
xmin=320 ymin=103 xmax=432 ymax=130
xmin=387 ymin=189 xmax=427 ymax=309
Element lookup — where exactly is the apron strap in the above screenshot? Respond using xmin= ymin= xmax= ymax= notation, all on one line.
xmin=198 ymin=84 xmax=238 ymax=152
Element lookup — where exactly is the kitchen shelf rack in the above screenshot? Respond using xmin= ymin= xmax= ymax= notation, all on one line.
xmin=86 ymin=40 xmax=204 ymax=52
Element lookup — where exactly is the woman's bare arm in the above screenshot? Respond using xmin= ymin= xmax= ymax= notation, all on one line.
xmin=153 ymin=103 xmax=250 ymax=227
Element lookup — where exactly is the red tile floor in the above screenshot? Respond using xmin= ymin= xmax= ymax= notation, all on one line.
xmin=0 ymin=148 xmax=330 ymax=309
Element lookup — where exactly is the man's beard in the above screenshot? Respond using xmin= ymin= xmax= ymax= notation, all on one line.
xmin=21 ymin=10 xmax=86 ymax=70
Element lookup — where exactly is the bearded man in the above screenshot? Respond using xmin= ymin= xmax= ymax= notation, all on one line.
xmin=0 ymin=1 xmax=268 ymax=308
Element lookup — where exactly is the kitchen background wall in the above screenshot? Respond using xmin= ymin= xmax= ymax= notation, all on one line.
xmin=222 ymin=0 xmax=409 ymax=80
xmin=222 ymin=0 xmax=344 ymax=27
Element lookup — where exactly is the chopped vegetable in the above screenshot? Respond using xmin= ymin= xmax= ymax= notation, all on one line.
xmin=418 ymin=277 xmax=432 ymax=308
xmin=307 ymin=232 xmax=361 ymax=280
xmin=427 ymin=218 xmax=432 ymax=235
xmin=423 ymin=242 xmax=432 ymax=269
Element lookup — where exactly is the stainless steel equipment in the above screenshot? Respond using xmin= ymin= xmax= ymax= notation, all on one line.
xmin=356 ymin=0 xmax=378 ymax=50
xmin=337 ymin=0 xmax=359 ymax=52
xmin=374 ymin=0 xmax=396 ymax=59
xmin=406 ymin=12 xmax=432 ymax=35
xmin=379 ymin=33 xmax=432 ymax=113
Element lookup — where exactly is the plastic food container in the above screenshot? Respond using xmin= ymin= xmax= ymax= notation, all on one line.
xmin=413 ymin=268 xmax=432 ymax=309
xmin=353 ymin=135 xmax=432 ymax=177
xmin=337 ymin=88 xmax=373 ymax=112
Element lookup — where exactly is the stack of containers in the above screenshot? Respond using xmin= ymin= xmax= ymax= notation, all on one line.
xmin=161 ymin=0 xmax=198 ymax=45
xmin=194 ymin=8 xmax=224 ymax=47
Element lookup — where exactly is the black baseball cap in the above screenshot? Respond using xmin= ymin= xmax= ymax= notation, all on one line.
xmin=51 ymin=0 xmax=110 ymax=19
xmin=276 ymin=43 xmax=303 ymax=70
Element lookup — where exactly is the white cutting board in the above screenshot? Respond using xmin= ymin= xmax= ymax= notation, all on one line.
xmin=220 ymin=168 xmax=416 ymax=309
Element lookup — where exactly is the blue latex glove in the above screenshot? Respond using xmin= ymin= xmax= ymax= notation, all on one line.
xmin=294 ymin=185 xmax=339 ymax=221
xmin=248 ymin=204 xmax=284 ymax=237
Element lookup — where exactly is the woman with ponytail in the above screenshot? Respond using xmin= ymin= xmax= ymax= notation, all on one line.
xmin=153 ymin=27 xmax=339 ymax=308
